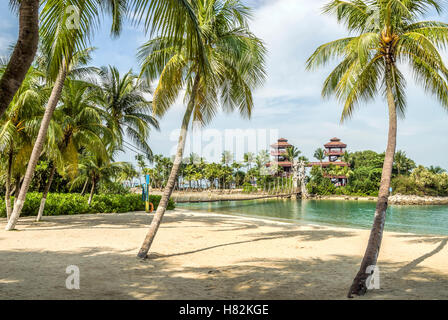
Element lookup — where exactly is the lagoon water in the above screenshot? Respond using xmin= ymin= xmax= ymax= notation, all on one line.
xmin=178 ymin=199 xmax=448 ymax=236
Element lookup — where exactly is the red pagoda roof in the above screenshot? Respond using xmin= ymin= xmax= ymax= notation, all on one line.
xmin=271 ymin=138 xmax=292 ymax=148
xmin=324 ymin=137 xmax=347 ymax=148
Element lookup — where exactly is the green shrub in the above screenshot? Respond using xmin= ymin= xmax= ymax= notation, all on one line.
xmin=0 ymin=193 xmax=175 ymax=218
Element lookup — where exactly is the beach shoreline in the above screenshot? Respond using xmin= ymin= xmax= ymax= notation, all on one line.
xmin=147 ymin=189 xmax=448 ymax=206
xmin=1 ymin=209 xmax=447 ymax=300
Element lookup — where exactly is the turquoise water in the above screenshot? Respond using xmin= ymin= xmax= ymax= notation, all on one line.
xmin=177 ymin=199 xmax=448 ymax=236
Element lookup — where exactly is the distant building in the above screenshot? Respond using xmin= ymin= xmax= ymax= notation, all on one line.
xmin=308 ymin=137 xmax=350 ymax=186
xmin=267 ymin=138 xmax=293 ymax=177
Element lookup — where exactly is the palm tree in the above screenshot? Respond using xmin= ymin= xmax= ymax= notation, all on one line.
xmin=285 ymin=146 xmax=301 ymax=162
xmin=221 ymin=151 xmax=234 ymax=167
xmin=135 ymin=154 xmax=147 ymax=185
xmin=394 ymin=150 xmax=408 ymax=176
xmin=136 ymin=0 xmax=266 ymax=259
xmin=5 ymin=0 xmax=125 ymax=230
xmin=427 ymin=165 xmax=446 ymax=175
xmin=98 ymin=66 xmax=160 ymax=159
xmin=244 ymin=152 xmax=255 ymax=171
xmin=0 ymin=0 xmax=39 ymax=119
xmin=77 ymin=152 xmax=122 ymax=206
xmin=36 ymin=78 xmax=110 ymax=221
xmin=0 ymin=65 xmax=45 ymax=220
xmin=117 ymin=162 xmax=139 ymax=187
xmin=307 ymin=0 xmax=448 ymax=297
xmin=313 ymin=148 xmax=326 ymax=168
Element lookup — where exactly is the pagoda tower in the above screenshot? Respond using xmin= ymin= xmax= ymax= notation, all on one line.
xmin=325 ymin=137 xmax=347 ymax=162
xmin=308 ymin=137 xmax=350 ymax=186
xmin=267 ymin=138 xmax=293 ymax=176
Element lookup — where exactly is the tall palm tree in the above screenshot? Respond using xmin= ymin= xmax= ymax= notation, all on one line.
xmin=244 ymin=152 xmax=255 ymax=171
xmin=0 ymin=0 xmax=39 ymax=119
xmin=76 ymin=152 xmax=122 ymax=205
xmin=135 ymin=153 xmax=147 ymax=185
xmin=221 ymin=151 xmax=234 ymax=167
xmin=117 ymin=162 xmax=139 ymax=187
xmin=394 ymin=150 xmax=408 ymax=176
xmin=307 ymin=0 xmax=448 ymax=297
xmin=136 ymin=0 xmax=266 ymax=259
xmin=36 ymin=78 xmax=111 ymax=221
xmin=285 ymin=146 xmax=301 ymax=162
xmin=5 ymin=0 xmax=125 ymax=230
xmin=98 ymin=66 xmax=160 ymax=159
xmin=0 ymin=65 xmax=45 ymax=219
xmin=313 ymin=148 xmax=326 ymax=168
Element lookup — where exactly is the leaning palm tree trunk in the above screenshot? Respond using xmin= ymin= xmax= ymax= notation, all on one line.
xmin=5 ymin=149 xmax=14 ymax=220
xmin=5 ymin=65 xmax=67 ymax=231
xmin=88 ymin=179 xmax=96 ymax=206
xmin=0 ymin=0 xmax=39 ymax=118
xmin=348 ymin=64 xmax=397 ymax=297
xmin=81 ymin=178 xmax=89 ymax=196
xmin=36 ymin=164 xmax=56 ymax=222
xmin=137 ymin=77 xmax=199 ymax=259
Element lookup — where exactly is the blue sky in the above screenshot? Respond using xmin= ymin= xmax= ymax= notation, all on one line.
xmin=1 ymin=0 xmax=448 ymax=169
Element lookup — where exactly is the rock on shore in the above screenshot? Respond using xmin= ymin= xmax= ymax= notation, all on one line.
xmin=388 ymin=194 xmax=448 ymax=205
xmin=309 ymin=194 xmax=448 ymax=205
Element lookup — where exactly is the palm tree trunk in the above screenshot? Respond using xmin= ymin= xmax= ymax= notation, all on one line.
xmin=88 ymin=178 xmax=96 ymax=206
xmin=348 ymin=61 xmax=398 ymax=297
xmin=36 ymin=164 xmax=56 ymax=222
xmin=137 ymin=75 xmax=200 ymax=259
xmin=5 ymin=148 xmax=14 ymax=220
xmin=0 ymin=0 xmax=39 ymax=118
xmin=13 ymin=176 xmax=21 ymax=206
xmin=5 ymin=64 xmax=67 ymax=231
xmin=81 ymin=178 xmax=89 ymax=196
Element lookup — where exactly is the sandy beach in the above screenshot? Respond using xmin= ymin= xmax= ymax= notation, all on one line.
xmin=1 ymin=209 xmax=448 ymax=300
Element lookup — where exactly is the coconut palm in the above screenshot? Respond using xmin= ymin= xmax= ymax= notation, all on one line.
xmin=221 ymin=151 xmax=234 ymax=167
xmin=0 ymin=0 xmax=39 ymax=119
xmin=244 ymin=152 xmax=255 ymax=171
xmin=285 ymin=146 xmax=301 ymax=162
xmin=307 ymin=0 xmax=448 ymax=297
xmin=117 ymin=162 xmax=139 ymax=187
xmin=136 ymin=0 xmax=266 ymax=258
xmin=77 ymin=152 xmax=122 ymax=206
xmin=36 ymin=78 xmax=111 ymax=221
xmin=394 ymin=150 xmax=408 ymax=176
xmin=0 ymin=65 xmax=46 ymax=219
xmin=97 ymin=66 xmax=160 ymax=159
xmin=5 ymin=0 xmax=127 ymax=230
xmin=313 ymin=148 xmax=326 ymax=167
xmin=135 ymin=153 xmax=147 ymax=185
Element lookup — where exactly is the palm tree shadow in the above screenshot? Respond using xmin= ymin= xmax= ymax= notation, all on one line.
xmin=149 ymin=229 xmax=356 ymax=259
xmin=398 ymin=238 xmax=448 ymax=274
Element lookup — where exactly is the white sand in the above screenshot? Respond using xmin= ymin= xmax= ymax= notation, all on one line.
xmin=1 ymin=209 xmax=447 ymax=299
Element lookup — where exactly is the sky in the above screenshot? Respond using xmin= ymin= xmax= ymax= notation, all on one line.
xmin=1 ymin=0 xmax=448 ymax=169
